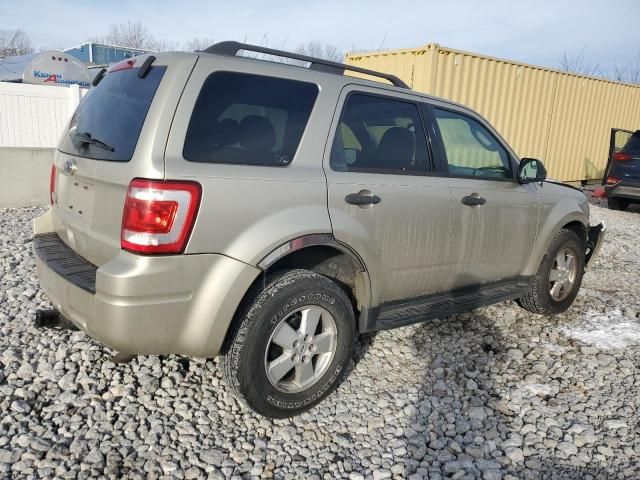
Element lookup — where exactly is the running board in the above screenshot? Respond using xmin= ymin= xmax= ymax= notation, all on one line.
xmin=360 ymin=276 xmax=532 ymax=332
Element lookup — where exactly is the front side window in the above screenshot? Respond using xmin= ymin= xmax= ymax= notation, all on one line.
xmin=330 ymin=93 xmax=429 ymax=174
xmin=183 ymin=72 xmax=318 ymax=166
xmin=433 ymin=108 xmax=512 ymax=179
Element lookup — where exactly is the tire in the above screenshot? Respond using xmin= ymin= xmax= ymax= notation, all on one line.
xmin=608 ymin=197 xmax=629 ymax=211
xmin=222 ymin=269 xmax=355 ymax=418
xmin=517 ymin=229 xmax=585 ymax=315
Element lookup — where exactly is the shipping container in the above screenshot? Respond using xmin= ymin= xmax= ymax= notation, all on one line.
xmin=346 ymin=44 xmax=640 ymax=182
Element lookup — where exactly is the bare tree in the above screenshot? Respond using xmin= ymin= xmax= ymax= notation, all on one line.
xmin=90 ymin=21 xmax=181 ymax=52
xmin=627 ymin=51 xmax=640 ymax=85
xmin=184 ymin=37 xmax=215 ymax=52
xmin=147 ymin=38 xmax=179 ymax=52
xmin=92 ymin=21 xmax=153 ymax=49
xmin=612 ymin=62 xmax=628 ymax=82
xmin=0 ymin=28 xmax=34 ymax=57
xmin=295 ymin=41 xmax=343 ymax=62
xmin=560 ymin=47 xmax=640 ymax=84
xmin=559 ymin=48 xmax=601 ymax=77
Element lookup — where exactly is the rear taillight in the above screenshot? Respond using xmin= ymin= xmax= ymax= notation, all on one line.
xmin=121 ymin=179 xmax=201 ymax=254
xmin=49 ymin=165 xmax=56 ymax=205
xmin=613 ymin=152 xmax=632 ymax=162
xmin=606 ymin=176 xmax=621 ymax=185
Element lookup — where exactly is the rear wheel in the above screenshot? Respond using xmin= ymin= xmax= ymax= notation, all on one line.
xmin=222 ymin=269 xmax=355 ymax=418
xmin=608 ymin=197 xmax=629 ymax=211
xmin=517 ymin=229 xmax=585 ymax=315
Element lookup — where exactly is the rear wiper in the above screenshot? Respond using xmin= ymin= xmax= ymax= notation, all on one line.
xmin=73 ymin=131 xmax=115 ymax=152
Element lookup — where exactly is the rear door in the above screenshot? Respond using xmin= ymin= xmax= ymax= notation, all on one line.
xmin=52 ymin=54 xmax=197 ymax=266
xmin=427 ymin=104 xmax=538 ymax=287
xmin=325 ymin=87 xmax=454 ymax=305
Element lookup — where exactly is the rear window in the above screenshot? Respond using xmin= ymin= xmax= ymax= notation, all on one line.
xmin=59 ymin=66 xmax=166 ymax=162
xmin=623 ymin=131 xmax=640 ymax=152
xmin=183 ymin=72 xmax=318 ymax=166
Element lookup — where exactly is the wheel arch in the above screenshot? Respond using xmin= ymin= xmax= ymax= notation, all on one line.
xmin=562 ymin=220 xmax=588 ymax=245
xmin=524 ymin=211 xmax=589 ymax=276
xmin=258 ymin=234 xmax=372 ymax=313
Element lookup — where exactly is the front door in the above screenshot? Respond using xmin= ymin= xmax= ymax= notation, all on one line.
xmin=429 ymin=105 xmax=539 ymax=288
xmin=324 ymin=88 xmax=455 ymax=305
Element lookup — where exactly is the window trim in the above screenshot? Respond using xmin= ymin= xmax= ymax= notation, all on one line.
xmin=426 ymin=103 xmax=519 ymax=183
xmin=181 ymin=70 xmax=320 ymax=167
xmin=329 ymin=90 xmax=435 ymax=176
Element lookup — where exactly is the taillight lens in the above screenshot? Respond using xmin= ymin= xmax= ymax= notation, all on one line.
xmin=606 ymin=176 xmax=621 ymax=185
xmin=121 ymin=179 xmax=201 ymax=254
xmin=613 ymin=152 xmax=632 ymax=162
xmin=49 ymin=164 xmax=56 ymax=205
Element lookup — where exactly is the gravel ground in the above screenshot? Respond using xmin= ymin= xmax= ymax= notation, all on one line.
xmin=1 ymin=202 xmax=639 ymax=480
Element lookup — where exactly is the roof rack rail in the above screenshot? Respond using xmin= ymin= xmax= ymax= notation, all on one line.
xmin=202 ymin=41 xmax=409 ymax=89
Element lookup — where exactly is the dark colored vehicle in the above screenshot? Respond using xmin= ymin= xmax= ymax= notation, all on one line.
xmin=606 ymin=130 xmax=640 ymax=210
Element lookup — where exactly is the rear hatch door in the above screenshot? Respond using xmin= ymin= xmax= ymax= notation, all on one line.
xmin=52 ymin=53 xmax=197 ymax=266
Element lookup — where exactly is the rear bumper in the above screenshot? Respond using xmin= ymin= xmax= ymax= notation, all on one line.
xmin=33 ymin=211 xmax=260 ymax=357
xmin=605 ymin=180 xmax=640 ymax=200
xmin=585 ymin=222 xmax=606 ymax=268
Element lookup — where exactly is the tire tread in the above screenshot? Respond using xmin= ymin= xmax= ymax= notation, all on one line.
xmin=517 ymin=229 xmax=585 ymax=315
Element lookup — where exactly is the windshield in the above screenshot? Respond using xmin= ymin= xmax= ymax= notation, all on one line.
xmin=59 ymin=65 xmax=166 ymax=161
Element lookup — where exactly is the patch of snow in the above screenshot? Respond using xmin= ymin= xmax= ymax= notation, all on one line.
xmin=562 ymin=309 xmax=640 ymax=350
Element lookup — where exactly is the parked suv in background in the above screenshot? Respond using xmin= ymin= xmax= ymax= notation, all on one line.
xmin=606 ymin=130 xmax=640 ymax=210
xmin=33 ymin=42 xmax=605 ymax=418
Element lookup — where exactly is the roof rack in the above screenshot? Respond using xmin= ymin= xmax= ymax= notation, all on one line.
xmin=202 ymin=41 xmax=409 ymax=89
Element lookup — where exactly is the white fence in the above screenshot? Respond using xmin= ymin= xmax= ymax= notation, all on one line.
xmin=0 ymin=83 xmax=84 ymax=148
xmin=0 ymin=83 xmax=86 ymax=207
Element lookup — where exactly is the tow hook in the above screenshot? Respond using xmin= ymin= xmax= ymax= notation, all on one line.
xmin=35 ymin=309 xmax=60 ymax=328
xmin=112 ymin=353 xmax=136 ymax=364
xmin=34 ymin=309 xmax=77 ymax=330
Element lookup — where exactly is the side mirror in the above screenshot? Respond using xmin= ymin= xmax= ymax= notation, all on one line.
xmin=518 ymin=158 xmax=547 ymax=184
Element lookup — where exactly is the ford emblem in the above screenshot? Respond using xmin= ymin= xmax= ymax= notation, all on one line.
xmin=63 ymin=159 xmax=77 ymax=175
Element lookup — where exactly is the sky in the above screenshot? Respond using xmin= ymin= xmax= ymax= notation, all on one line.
xmin=1 ymin=0 xmax=639 ymax=75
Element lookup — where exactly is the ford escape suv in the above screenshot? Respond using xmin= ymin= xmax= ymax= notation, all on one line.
xmin=34 ymin=41 xmax=605 ymax=418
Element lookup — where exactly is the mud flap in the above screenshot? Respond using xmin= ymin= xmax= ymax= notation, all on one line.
xmin=585 ymin=222 xmax=606 ymax=268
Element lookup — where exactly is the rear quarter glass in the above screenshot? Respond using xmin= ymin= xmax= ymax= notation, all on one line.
xmin=182 ymin=71 xmax=319 ymax=166
xmin=59 ymin=66 xmax=167 ymax=162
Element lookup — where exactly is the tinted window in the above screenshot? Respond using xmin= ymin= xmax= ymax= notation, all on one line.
xmin=59 ymin=66 xmax=166 ymax=162
xmin=330 ymin=94 xmax=429 ymax=174
xmin=183 ymin=72 xmax=318 ymax=166
xmin=433 ymin=108 xmax=512 ymax=179
xmin=622 ymin=131 xmax=640 ymax=152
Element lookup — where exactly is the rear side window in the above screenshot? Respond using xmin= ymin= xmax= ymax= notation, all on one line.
xmin=183 ymin=72 xmax=318 ymax=166
xmin=330 ymin=93 xmax=429 ymax=174
xmin=59 ymin=66 xmax=166 ymax=162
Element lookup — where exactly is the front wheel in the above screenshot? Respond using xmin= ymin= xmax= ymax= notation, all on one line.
xmin=222 ymin=269 xmax=355 ymax=418
xmin=517 ymin=229 xmax=585 ymax=315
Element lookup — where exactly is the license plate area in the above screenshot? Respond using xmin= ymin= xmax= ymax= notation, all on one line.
xmin=58 ymin=175 xmax=95 ymax=225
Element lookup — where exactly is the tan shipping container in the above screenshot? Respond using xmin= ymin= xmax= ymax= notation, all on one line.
xmin=346 ymin=44 xmax=640 ymax=182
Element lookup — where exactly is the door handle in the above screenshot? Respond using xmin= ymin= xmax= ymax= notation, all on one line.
xmin=461 ymin=194 xmax=486 ymax=206
xmin=345 ymin=190 xmax=382 ymax=206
